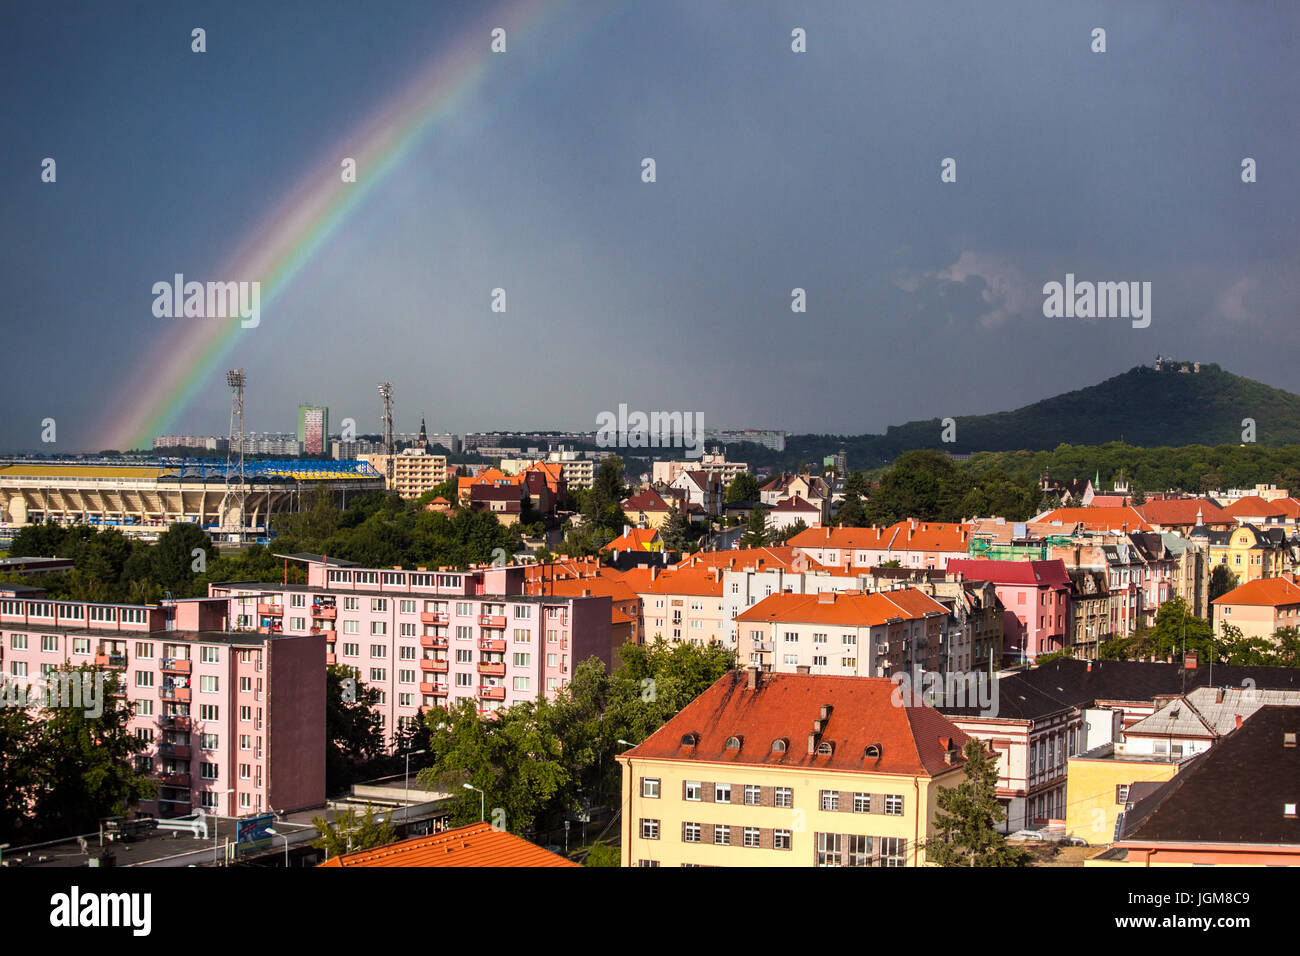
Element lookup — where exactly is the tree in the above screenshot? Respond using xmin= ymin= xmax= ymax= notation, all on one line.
xmin=1209 ymin=564 xmax=1237 ymax=602
xmin=325 ymin=666 xmax=387 ymax=793
xmin=740 ymin=507 xmax=769 ymax=547
xmin=843 ymin=470 xmax=871 ymax=498
xmin=926 ymin=740 xmax=1033 ymax=866
xmin=28 ymin=665 xmax=156 ymax=838
xmin=659 ymin=505 xmax=689 ymax=553
xmin=310 ymin=803 xmax=397 ymax=859
xmin=836 ymin=493 xmax=866 ymax=527
xmin=151 ymin=522 xmax=216 ymax=596
xmin=725 ymin=472 xmax=759 ymax=503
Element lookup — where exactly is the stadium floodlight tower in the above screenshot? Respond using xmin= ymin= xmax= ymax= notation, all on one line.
xmin=378 ymin=382 xmax=395 ymax=480
xmin=221 ymin=369 xmax=248 ymax=541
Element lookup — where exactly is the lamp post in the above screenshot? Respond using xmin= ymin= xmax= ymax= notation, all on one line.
xmin=212 ymin=788 xmax=236 ymax=867
xmin=265 ymin=827 xmax=290 ymax=868
xmin=462 ymin=783 xmax=484 ymax=822
xmin=404 ymin=749 xmax=426 ymax=822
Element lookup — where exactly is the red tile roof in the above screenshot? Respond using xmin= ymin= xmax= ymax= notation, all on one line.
xmin=1138 ymin=498 xmax=1233 ymax=526
xmin=788 ymin=520 xmax=972 ymax=552
xmin=601 ymin=527 xmax=662 ymax=552
xmin=1212 ymin=574 xmax=1300 ymax=608
xmin=316 ymin=823 xmax=579 ymax=868
xmin=616 ymin=565 xmax=725 ymax=596
xmin=770 ymin=495 xmax=820 ymax=514
xmin=734 ymin=587 xmax=947 ymax=626
xmin=946 ymin=558 xmax=1072 ymax=588
xmin=622 ymin=488 xmax=671 ymax=512
xmin=622 ymin=671 xmax=969 ymax=777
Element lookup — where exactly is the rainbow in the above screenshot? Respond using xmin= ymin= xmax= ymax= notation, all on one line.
xmin=102 ymin=0 xmax=587 ymax=451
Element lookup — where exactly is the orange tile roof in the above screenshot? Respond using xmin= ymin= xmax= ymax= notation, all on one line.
xmin=788 ymin=520 xmax=972 ymax=552
xmin=1037 ymin=507 xmax=1153 ymax=532
xmin=1137 ymin=498 xmax=1233 ymax=526
xmin=1223 ymin=496 xmax=1289 ymax=519
xmin=674 ymin=546 xmax=828 ymax=572
xmin=600 ymin=527 xmax=662 ymax=552
xmin=316 ymin=823 xmax=579 ymax=867
xmin=735 ymin=588 xmax=947 ymax=626
xmin=622 ymin=671 xmax=969 ymax=777
xmin=1211 ymin=574 xmax=1300 ymax=608
xmin=615 ymin=564 xmax=725 ymax=596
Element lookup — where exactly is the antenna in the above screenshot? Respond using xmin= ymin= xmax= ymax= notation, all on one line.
xmin=221 ymin=369 xmax=248 ymax=540
xmin=378 ymin=382 xmax=395 ymax=481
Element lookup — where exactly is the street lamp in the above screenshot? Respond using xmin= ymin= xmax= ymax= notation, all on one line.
xmin=404 ymin=749 xmax=426 ymax=819
xmin=265 ymin=827 xmax=290 ymax=868
xmin=462 ymin=783 xmax=484 ymax=822
xmin=212 ymin=788 xmax=236 ymax=866
xmin=0 ymin=843 xmax=9 ymax=866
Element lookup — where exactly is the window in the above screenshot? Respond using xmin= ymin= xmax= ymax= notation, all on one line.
xmin=73 ymin=637 xmax=90 ymax=655
xmin=370 ymin=598 xmax=387 ymax=612
xmin=744 ymin=784 xmax=761 ymax=805
xmin=198 ymin=704 xmax=219 ymax=721
xmin=683 ymin=822 xmax=701 ymax=843
xmin=134 ymin=670 xmax=154 ymax=687
xmin=816 ymin=832 xmax=842 ymax=866
xmin=291 ymin=593 xmax=306 ymax=608
xmin=841 ymin=633 xmax=856 ymax=645
xmin=239 ymin=734 xmax=251 ymax=750
xmin=134 ymin=699 xmax=152 ymax=716
xmin=10 ymin=634 xmax=26 ymax=649
xmin=640 ymin=819 xmax=660 ymax=840
xmin=1116 ymin=784 xmax=1130 ymax=805
xmin=134 ymin=641 xmax=152 ymax=658
xmin=884 ymin=794 xmax=904 ymax=816
xmin=641 ymin=778 xmax=660 ymax=799
xmin=239 ymin=676 xmax=252 ymax=692
xmin=200 ymin=675 xmax=219 ymax=693
xmin=370 ymin=644 xmax=387 ymax=658
xmin=134 ymin=727 xmax=154 ymax=743
xmin=290 ymin=617 xmax=306 ymax=631
xmin=546 ymin=653 xmax=558 ymax=667
xmin=399 ymin=669 xmax=416 ymax=684
xmin=713 ymin=825 xmax=731 ymax=845
xmin=456 ymin=649 xmax=473 ymax=663
xmin=455 ymin=673 xmax=472 ymax=687
xmin=200 ymin=762 xmax=219 ymax=780
xmin=774 ymin=829 xmax=792 ymax=850
xmin=370 ymin=668 xmax=387 ymax=682
xmin=343 ymin=597 xmax=359 ymax=611
xmin=743 ymin=827 xmax=760 ymax=848
xmin=239 ymin=764 xmax=251 ymax=780
xmin=715 ymin=783 xmax=731 ymax=803
xmin=880 ymin=836 xmax=906 ymax=866
xmin=371 ymin=622 xmax=387 ymax=636
xmin=9 ymin=662 xmax=25 ymax=678
xmin=820 ymin=790 xmax=839 ymax=811
xmin=513 ymin=652 xmax=531 ymax=667
xmin=853 ymin=793 xmax=871 ymax=813
xmin=200 ymin=733 xmax=218 ymax=750
xmin=200 ymin=646 xmax=219 ymax=664
xmin=400 ymin=599 xmax=416 ymax=614
xmin=239 ymin=705 xmax=251 ymax=722
xmin=685 ymin=781 xmax=701 ymax=801
xmin=637 ymin=860 xmax=660 ymax=868
xmin=774 ymin=787 xmax=792 ymax=808
xmin=343 ymin=620 xmax=360 ymax=635
xmin=847 ymin=834 xmax=872 ymax=867
xmin=513 ymin=629 xmax=531 ymax=644
xmin=512 ymin=676 xmax=530 ymax=691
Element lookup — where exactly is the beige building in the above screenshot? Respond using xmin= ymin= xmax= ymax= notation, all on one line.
xmin=1211 ymin=573 xmax=1300 ymax=642
xmin=618 ymin=669 xmax=972 ymax=867
xmin=360 ymin=450 xmax=448 ymax=499
xmin=651 ymin=452 xmax=748 ymax=488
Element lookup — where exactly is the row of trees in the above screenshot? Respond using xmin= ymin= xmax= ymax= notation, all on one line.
xmin=1098 ymin=597 xmax=1300 ymax=668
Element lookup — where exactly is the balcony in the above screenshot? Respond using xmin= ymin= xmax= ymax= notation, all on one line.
xmin=257 ymin=624 xmax=283 ymax=635
xmin=311 ymin=605 xmax=337 ymax=620
xmin=158 ymin=715 xmax=192 ymax=732
xmin=477 ymin=661 xmax=506 ymax=676
xmin=751 ymin=641 xmax=773 ymax=653
xmin=159 ymin=773 xmax=190 ymax=789
xmin=420 ymin=612 xmax=449 ymax=625
xmin=159 ymin=743 xmax=192 ymax=761
xmin=160 ymin=686 xmax=192 ymax=703
xmin=420 ymin=658 xmax=449 ymax=673
xmin=310 ymin=628 xmax=337 ymax=640
xmin=477 ymin=685 xmax=506 ymax=700
xmin=479 ymin=614 xmax=507 ymax=629
xmin=325 ymin=653 xmax=337 ymax=665
xmin=419 ymin=681 xmax=448 ymax=695
xmin=420 ymin=635 xmax=449 ymax=649
xmin=160 ymin=657 xmax=191 ymax=675
xmin=478 ymin=638 xmax=506 ymax=654
xmin=257 ymin=603 xmax=283 ymax=616
xmin=95 ymin=652 xmax=127 ymax=669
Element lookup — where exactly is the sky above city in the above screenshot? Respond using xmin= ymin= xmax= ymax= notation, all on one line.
xmin=2 ymin=0 xmax=1298 ymax=452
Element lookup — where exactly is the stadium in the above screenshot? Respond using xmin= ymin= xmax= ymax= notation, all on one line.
xmin=0 ymin=458 xmax=384 ymax=542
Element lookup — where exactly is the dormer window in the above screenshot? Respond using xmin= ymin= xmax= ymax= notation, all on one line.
xmin=681 ymin=732 xmax=698 ymax=747
xmin=771 ymin=738 xmax=788 ymax=753
xmin=817 ymin=741 xmax=834 ymax=756
xmin=725 ymin=735 xmax=743 ymax=750
xmin=864 ymin=744 xmax=882 ymax=759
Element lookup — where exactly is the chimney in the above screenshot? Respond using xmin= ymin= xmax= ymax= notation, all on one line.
xmin=746 ymin=665 xmax=759 ymax=690
xmin=807 ymin=732 xmax=819 ymax=754
xmin=796 ymin=664 xmax=811 ymax=675
xmin=1235 ymin=714 xmax=1243 ymax=730
xmin=650 ymin=566 xmax=659 ymax=582
xmin=820 ymin=704 xmax=832 ymax=720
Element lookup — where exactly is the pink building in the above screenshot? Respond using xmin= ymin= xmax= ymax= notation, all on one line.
xmin=789 ymin=521 xmax=974 ymax=570
xmin=210 ymin=555 xmax=614 ymax=744
xmin=946 ymin=559 xmax=1071 ymax=664
xmin=0 ymin=586 xmax=325 ymax=819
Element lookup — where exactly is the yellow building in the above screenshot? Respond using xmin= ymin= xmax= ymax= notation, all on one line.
xmin=617 ymin=670 xmax=971 ymax=866
xmin=1065 ymin=747 xmax=1181 ymax=845
xmin=1192 ymin=524 xmax=1292 ymax=587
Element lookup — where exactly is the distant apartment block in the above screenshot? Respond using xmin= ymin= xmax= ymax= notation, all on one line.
xmin=652 ymin=452 xmax=749 ymax=488
xmin=297 ymin=405 xmax=329 ymax=456
xmin=360 ymin=450 xmax=448 ymax=499
xmin=0 ymin=590 xmax=325 ymax=819
xmin=705 ymin=428 xmax=786 ymax=452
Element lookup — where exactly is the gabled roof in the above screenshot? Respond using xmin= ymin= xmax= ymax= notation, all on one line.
xmin=1138 ymin=498 xmax=1233 ymax=526
xmin=1223 ymin=495 xmax=1289 ymax=519
xmin=946 ymin=558 xmax=1071 ymax=588
xmin=601 ymin=527 xmax=662 ymax=553
xmin=1212 ymin=574 xmax=1300 ymax=608
xmin=317 ymin=823 xmax=578 ymax=867
xmin=1037 ymin=507 xmax=1153 ymax=532
xmin=735 ymin=588 xmax=947 ymax=627
xmin=788 ymin=520 xmax=972 ymax=553
xmin=622 ymin=488 xmax=670 ymax=512
xmin=770 ymin=495 xmax=820 ymax=514
xmin=616 ymin=565 xmax=725 ymax=596
xmin=1118 ymin=706 xmax=1300 ymax=846
xmin=622 ymin=671 xmax=969 ymax=777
